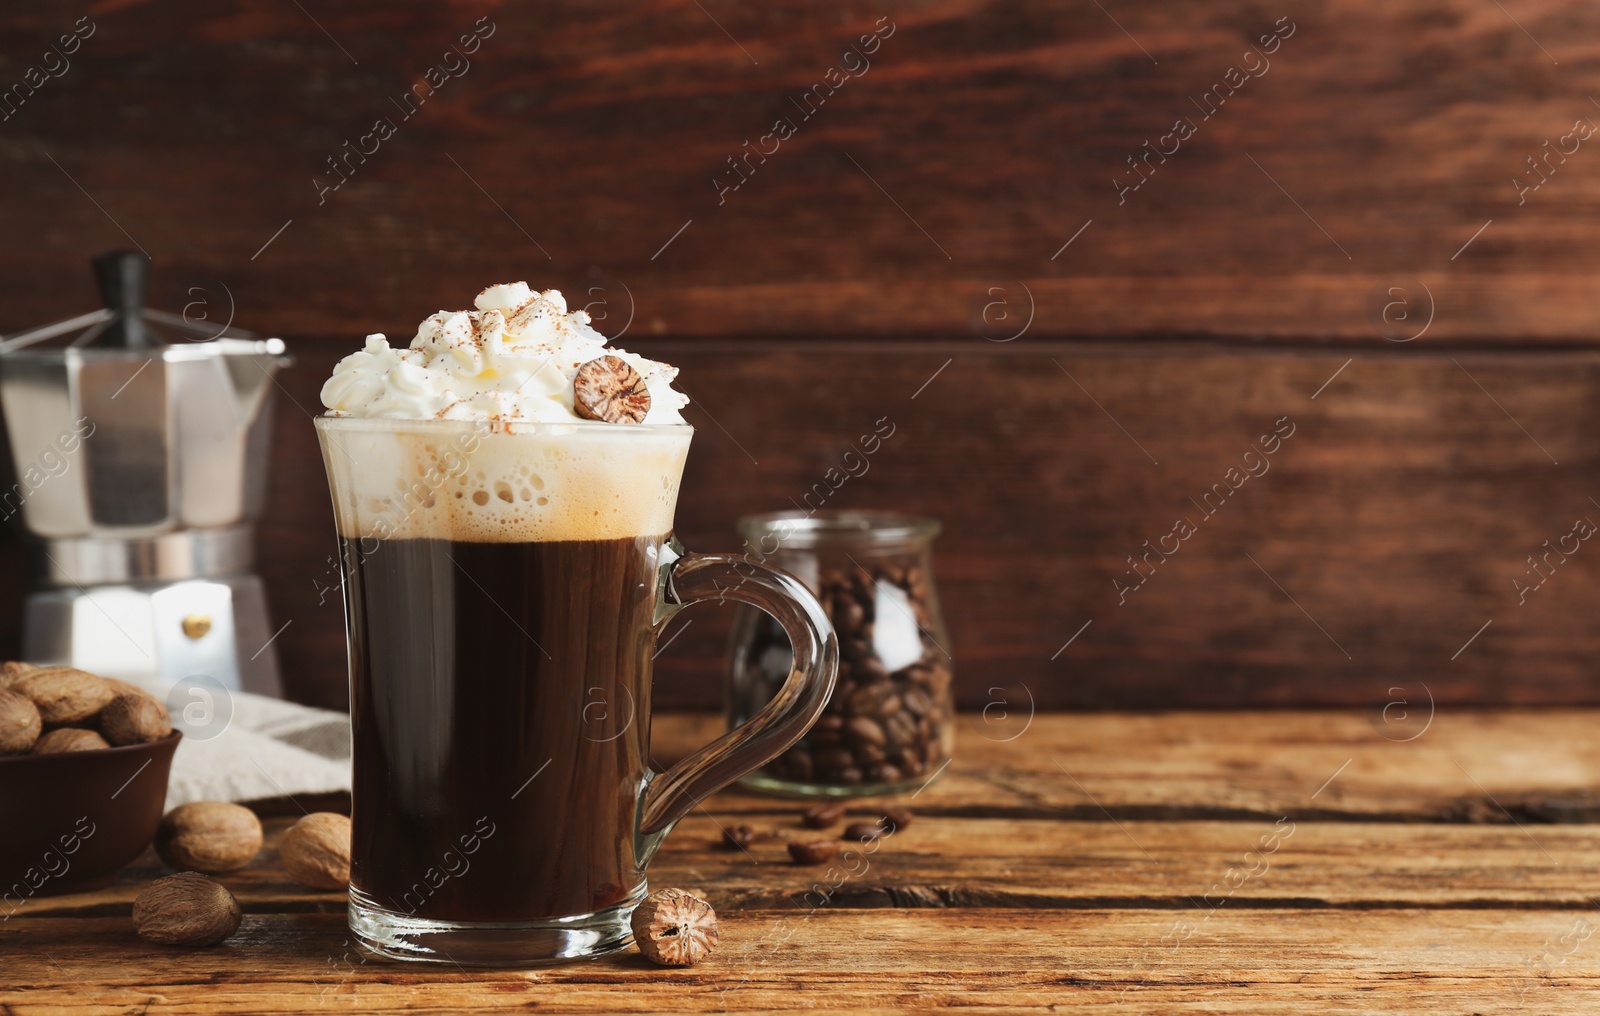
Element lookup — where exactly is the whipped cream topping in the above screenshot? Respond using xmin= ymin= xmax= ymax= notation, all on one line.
xmin=320 ymin=283 xmax=689 ymax=425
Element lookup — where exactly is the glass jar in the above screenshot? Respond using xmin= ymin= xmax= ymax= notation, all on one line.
xmin=726 ymin=510 xmax=953 ymax=797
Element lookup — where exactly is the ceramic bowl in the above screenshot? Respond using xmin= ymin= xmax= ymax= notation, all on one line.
xmin=0 ymin=732 xmax=181 ymax=899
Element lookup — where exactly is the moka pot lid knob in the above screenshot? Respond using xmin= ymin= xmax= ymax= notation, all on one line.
xmin=89 ymin=250 xmax=152 ymax=350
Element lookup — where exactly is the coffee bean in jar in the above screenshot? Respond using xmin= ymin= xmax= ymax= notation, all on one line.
xmin=726 ymin=510 xmax=953 ymax=797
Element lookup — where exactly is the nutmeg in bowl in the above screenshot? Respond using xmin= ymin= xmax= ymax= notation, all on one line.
xmin=0 ymin=668 xmax=181 ymax=896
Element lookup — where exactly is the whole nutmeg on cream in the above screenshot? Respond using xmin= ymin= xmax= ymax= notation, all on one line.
xmin=155 ymin=802 xmax=263 ymax=874
xmin=133 ymin=872 xmax=242 ymax=947
xmin=573 ymin=354 xmax=651 ymax=424
xmin=14 ymin=667 xmax=113 ymax=725
xmin=278 ymin=812 xmax=352 ymax=890
xmin=0 ymin=688 xmax=41 ymax=755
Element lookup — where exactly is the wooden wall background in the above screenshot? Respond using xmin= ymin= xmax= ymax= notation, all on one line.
xmin=1 ymin=0 xmax=1598 ymax=710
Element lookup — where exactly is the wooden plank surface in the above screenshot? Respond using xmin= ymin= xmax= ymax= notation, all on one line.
xmin=11 ymin=910 xmax=1600 ymax=1015
xmin=7 ymin=712 xmax=1600 ymax=1013
xmin=26 ymin=708 xmax=1596 ymax=826
xmin=647 ymin=710 xmax=1600 ymax=824
xmin=20 ymin=816 xmax=1600 ymax=918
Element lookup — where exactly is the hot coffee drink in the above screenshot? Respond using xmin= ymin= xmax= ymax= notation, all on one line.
xmin=317 ymin=284 xmax=838 ymax=965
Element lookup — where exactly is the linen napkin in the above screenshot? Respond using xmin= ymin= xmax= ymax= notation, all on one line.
xmin=159 ymin=687 xmax=352 ymax=810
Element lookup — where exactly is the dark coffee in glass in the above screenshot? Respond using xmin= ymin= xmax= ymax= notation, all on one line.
xmin=343 ymin=534 xmax=660 ymax=922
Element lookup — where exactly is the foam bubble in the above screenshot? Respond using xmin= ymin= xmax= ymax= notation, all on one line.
xmin=318 ymin=421 xmax=691 ymax=543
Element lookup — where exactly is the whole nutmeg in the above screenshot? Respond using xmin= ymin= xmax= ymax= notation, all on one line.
xmin=572 ymin=355 xmax=651 ymax=424
xmin=102 ymin=676 xmax=163 ymax=704
xmin=156 ymin=802 xmax=263 ymax=874
xmin=631 ymin=887 xmax=718 ymax=966
xmin=15 ymin=667 xmax=113 ymax=725
xmin=33 ymin=727 xmax=110 ymax=754
xmin=101 ymin=693 xmax=174 ymax=746
xmin=132 ymin=872 xmax=242 ymax=947
xmin=279 ymin=812 xmax=352 ymax=890
xmin=0 ymin=660 xmax=38 ymax=690
xmin=0 ymin=688 xmax=42 ymax=755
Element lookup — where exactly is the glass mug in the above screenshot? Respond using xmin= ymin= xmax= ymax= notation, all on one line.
xmin=316 ymin=417 xmax=838 ymax=966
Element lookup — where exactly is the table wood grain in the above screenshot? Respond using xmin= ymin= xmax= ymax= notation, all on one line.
xmin=8 ymin=711 xmax=1600 ymax=1013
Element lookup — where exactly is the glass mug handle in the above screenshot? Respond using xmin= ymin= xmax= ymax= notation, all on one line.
xmin=636 ymin=547 xmax=839 ymax=849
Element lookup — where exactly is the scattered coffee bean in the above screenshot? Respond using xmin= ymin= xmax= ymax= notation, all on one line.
xmin=722 ymin=824 xmax=758 ymax=850
xmin=882 ymin=807 xmax=914 ymax=832
xmin=788 ymin=840 xmax=840 ymax=865
xmin=802 ymin=802 xmax=845 ymax=829
xmin=843 ymin=821 xmax=883 ymax=843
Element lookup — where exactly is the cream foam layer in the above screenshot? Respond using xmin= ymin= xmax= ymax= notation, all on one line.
xmin=318 ymin=421 xmax=692 ymax=543
xmin=319 ymin=283 xmax=690 ymax=425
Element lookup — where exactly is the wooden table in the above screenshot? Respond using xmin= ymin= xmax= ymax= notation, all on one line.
xmin=10 ymin=711 xmax=1600 ymax=1013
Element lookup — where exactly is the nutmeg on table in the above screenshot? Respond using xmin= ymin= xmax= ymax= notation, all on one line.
xmin=631 ymin=888 xmax=719 ymax=967
xmin=155 ymin=802 xmax=264 ymax=874
xmin=133 ymin=872 xmax=243 ymax=947
xmin=279 ymin=812 xmax=353 ymax=890
xmin=133 ymin=809 xmax=350 ymax=948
